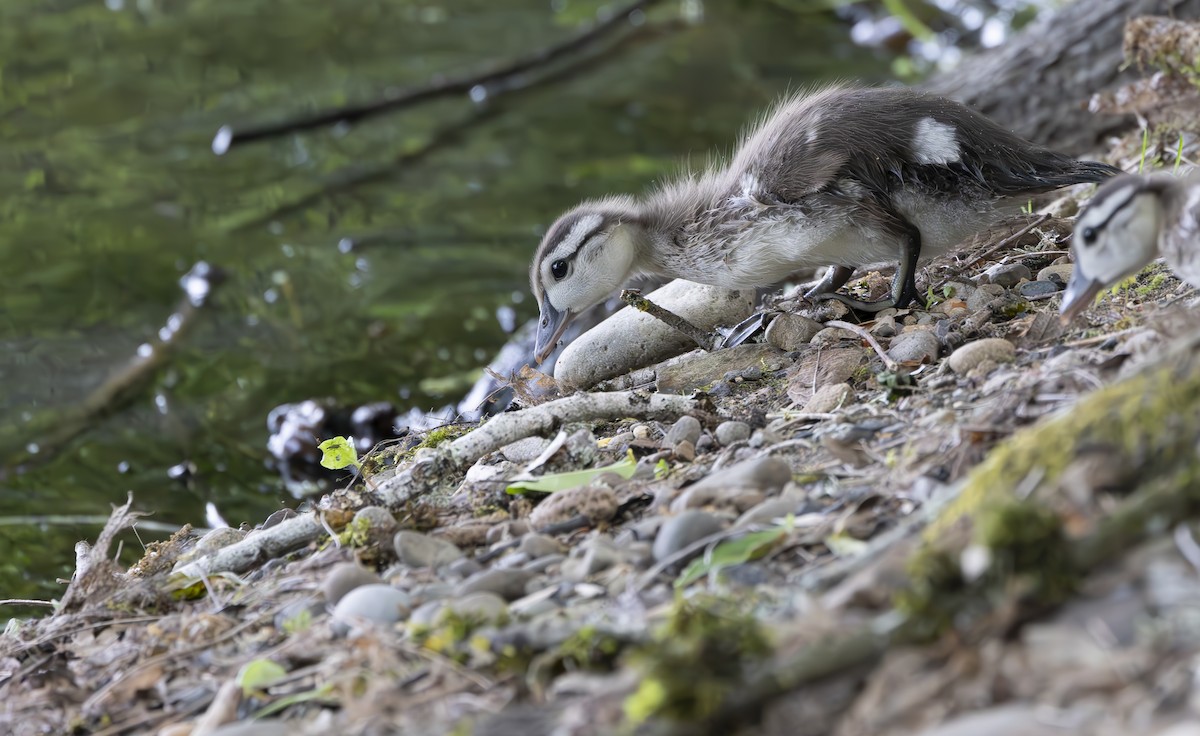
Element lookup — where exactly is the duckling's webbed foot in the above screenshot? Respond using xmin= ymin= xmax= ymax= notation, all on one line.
xmin=803 ymin=265 xmax=855 ymax=299
xmin=816 ymin=221 xmax=926 ymax=312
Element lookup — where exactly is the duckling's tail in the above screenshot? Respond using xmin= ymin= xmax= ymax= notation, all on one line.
xmin=1065 ymin=160 xmax=1124 ymax=184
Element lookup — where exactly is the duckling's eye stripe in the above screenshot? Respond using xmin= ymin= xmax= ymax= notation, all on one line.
xmin=1079 ymin=187 xmax=1140 ymax=245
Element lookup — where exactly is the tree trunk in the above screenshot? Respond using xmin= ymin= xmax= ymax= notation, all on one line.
xmin=924 ymin=0 xmax=1200 ymax=155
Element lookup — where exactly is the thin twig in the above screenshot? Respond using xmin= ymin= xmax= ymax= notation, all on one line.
xmin=620 ymin=288 xmax=717 ymax=352
xmin=213 ymin=0 xmax=663 ymax=152
xmin=826 ymin=320 xmax=898 ymax=371
xmin=934 ymin=214 xmax=1050 ymax=289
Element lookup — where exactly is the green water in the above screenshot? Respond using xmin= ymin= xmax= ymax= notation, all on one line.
xmin=0 ymin=1 xmax=901 ymax=607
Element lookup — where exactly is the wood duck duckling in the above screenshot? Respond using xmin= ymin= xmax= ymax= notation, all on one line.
xmin=530 ymin=85 xmax=1121 ymax=363
xmin=1060 ymin=172 xmax=1200 ymax=321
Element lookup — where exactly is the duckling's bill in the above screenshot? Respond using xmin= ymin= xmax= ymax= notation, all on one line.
xmin=534 ymin=297 xmax=572 ymax=364
xmin=1059 ymin=269 xmax=1104 ymax=323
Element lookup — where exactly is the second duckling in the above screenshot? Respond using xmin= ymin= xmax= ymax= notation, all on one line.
xmin=1061 ymin=172 xmax=1200 ymax=321
xmin=531 ymin=85 xmax=1120 ymax=363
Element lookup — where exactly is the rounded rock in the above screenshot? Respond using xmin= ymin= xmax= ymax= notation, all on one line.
xmin=947 ymin=338 xmax=1016 ymax=375
xmin=966 ymin=283 xmax=1006 ymax=312
xmin=553 ymin=279 xmax=756 ymax=390
xmin=456 ymin=568 xmax=536 ymax=601
xmin=1036 ymin=263 xmax=1074 ymax=285
xmin=353 ymin=506 xmax=398 ymax=550
xmin=331 ymin=584 xmax=411 ymax=634
xmin=443 ymin=591 xmax=510 ymax=624
xmin=663 ymin=415 xmax=702 ymax=448
xmin=321 ymin=562 xmax=383 ymax=605
xmin=394 ymin=531 xmax=464 ymax=570
xmin=886 ymin=329 xmax=940 ymax=365
xmin=765 ymin=313 xmax=823 ymax=351
xmin=801 ymin=382 xmax=852 ymax=414
xmin=715 ymin=421 xmax=751 ymax=446
xmin=653 ymin=511 xmax=723 ymax=561
xmin=1017 ymin=280 xmax=1059 ymax=297
xmin=735 ymin=498 xmax=801 ymax=528
xmin=981 ymin=262 xmax=1031 ymax=287
xmin=529 ymin=485 xmax=618 ymax=528
xmin=519 ymin=534 xmax=566 ymax=559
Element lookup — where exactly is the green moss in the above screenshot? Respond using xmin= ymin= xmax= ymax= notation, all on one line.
xmin=417 ymin=424 xmax=473 ymax=450
xmin=623 ymin=595 xmax=771 ymax=724
xmin=902 ymin=346 xmax=1200 ymax=637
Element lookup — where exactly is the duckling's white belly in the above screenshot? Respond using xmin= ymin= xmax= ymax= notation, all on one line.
xmin=1164 ymin=184 xmax=1200 ymax=288
xmin=682 ymin=195 xmax=1003 ymax=289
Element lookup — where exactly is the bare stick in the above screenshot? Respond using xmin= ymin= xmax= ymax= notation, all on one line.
xmin=213 ymin=0 xmax=662 ymax=153
xmin=620 ymin=289 xmax=717 ymax=352
xmin=934 ymin=214 xmax=1050 ymax=290
xmin=190 ymin=391 xmax=706 ymax=575
xmin=826 ymin=320 xmax=899 ymax=371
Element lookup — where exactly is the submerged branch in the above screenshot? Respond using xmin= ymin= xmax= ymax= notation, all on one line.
xmin=213 ymin=0 xmax=664 ymax=153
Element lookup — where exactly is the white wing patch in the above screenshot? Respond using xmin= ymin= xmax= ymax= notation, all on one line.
xmin=912 ymin=117 xmax=960 ymax=165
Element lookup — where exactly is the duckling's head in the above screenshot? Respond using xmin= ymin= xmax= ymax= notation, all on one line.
xmin=1061 ymin=175 xmax=1164 ymax=322
xmin=531 ymin=197 xmax=644 ymax=363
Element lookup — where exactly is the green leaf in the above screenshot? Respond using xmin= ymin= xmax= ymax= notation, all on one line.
xmin=675 ymin=529 xmax=786 ymax=589
xmin=237 ymin=658 xmax=287 ymax=697
xmin=252 ymin=683 xmax=338 ymax=719
xmin=506 ymin=450 xmax=638 ymax=494
xmin=318 ymin=436 xmax=360 ymax=470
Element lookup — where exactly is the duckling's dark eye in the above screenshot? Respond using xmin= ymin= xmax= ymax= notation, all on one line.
xmin=550 ymin=259 xmax=569 ymax=280
xmin=1081 ymin=226 xmax=1097 ymax=246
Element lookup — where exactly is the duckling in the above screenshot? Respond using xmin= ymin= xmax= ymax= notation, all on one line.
xmin=530 ymin=85 xmax=1121 ymax=363
xmin=1060 ymin=172 xmax=1200 ymax=321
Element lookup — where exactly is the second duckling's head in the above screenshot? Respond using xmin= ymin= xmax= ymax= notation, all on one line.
xmin=531 ymin=197 xmax=645 ymax=363
xmin=1061 ymin=174 xmax=1165 ymax=322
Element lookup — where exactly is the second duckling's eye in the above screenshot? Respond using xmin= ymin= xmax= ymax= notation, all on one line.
xmin=1081 ymin=226 xmax=1097 ymax=246
xmin=550 ymin=260 xmax=569 ymax=280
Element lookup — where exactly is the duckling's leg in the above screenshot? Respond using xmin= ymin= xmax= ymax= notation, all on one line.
xmin=817 ymin=222 xmax=926 ymax=312
xmin=803 ymin=265 xmax=855 ymax=299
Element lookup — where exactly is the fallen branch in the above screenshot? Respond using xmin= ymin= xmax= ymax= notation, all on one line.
xmin=191 ymin=390 xmax=707 ymax=574
xmin=620 ymin=288 xmax=717 ymax=352
xmin=213 ymin=0 xmax=663 ymax=152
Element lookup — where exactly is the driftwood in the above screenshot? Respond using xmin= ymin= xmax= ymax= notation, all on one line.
xmin=184 ymin=391 xmax=707 ymax=575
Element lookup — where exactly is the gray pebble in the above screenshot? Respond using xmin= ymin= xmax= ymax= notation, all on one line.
xmin=981 ymin=262 xmax=1031 ymax=287
xmin=444 ymin=592 xmax=509 ymax=624
xmin=562 ymin=537 xmax=620 ymax=582
xmin=331 ymin=584 xmax=410 ymax=634
xmin=966 ymin=283 xmax=1006 ymax=312
xmin=886 ymin=329 xmax=940 ymax=364
xmin=519 ymin=534 xmax=565 ymax=559
xmin=947 ymin=338 xmax=1016 ymax=375
xmin=715 ymin=421 xmax=751 ymax=446
xmin=684 ymin=456 xmax=792 ymax=497
xmin=1017 ymin=280 xmax=1059 ymax=297
xmin=394 ymin=531 xmax=464 ymax=570
xmin=765 ymin=313 xmax=823 ymax=351
xmin=653 ymin=511 xmax=723 ymax=561
xmin=457 ymin=568 xmax=536 ymax=601
xmin=663 ymin=415 xmax=702 ymax=448
xmin=1036 ymin=263 xmax=1074 ymax=285
xmin=321 ymin=562 xmax=383 ymax=605
xmin=529 ymin=485 xmax=618 ymax=528
xmin=801 ymin=382 xmax=852 ymax=414
xmin=871 ymin=315 xmax=898 ymax=338
xmin=735 ymin=498 xmax=800 ymax=528
xmin=354 ymin=506 xmax=398 ymax=551
xmin=443 ymin=557 xmax=484 ymax=579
